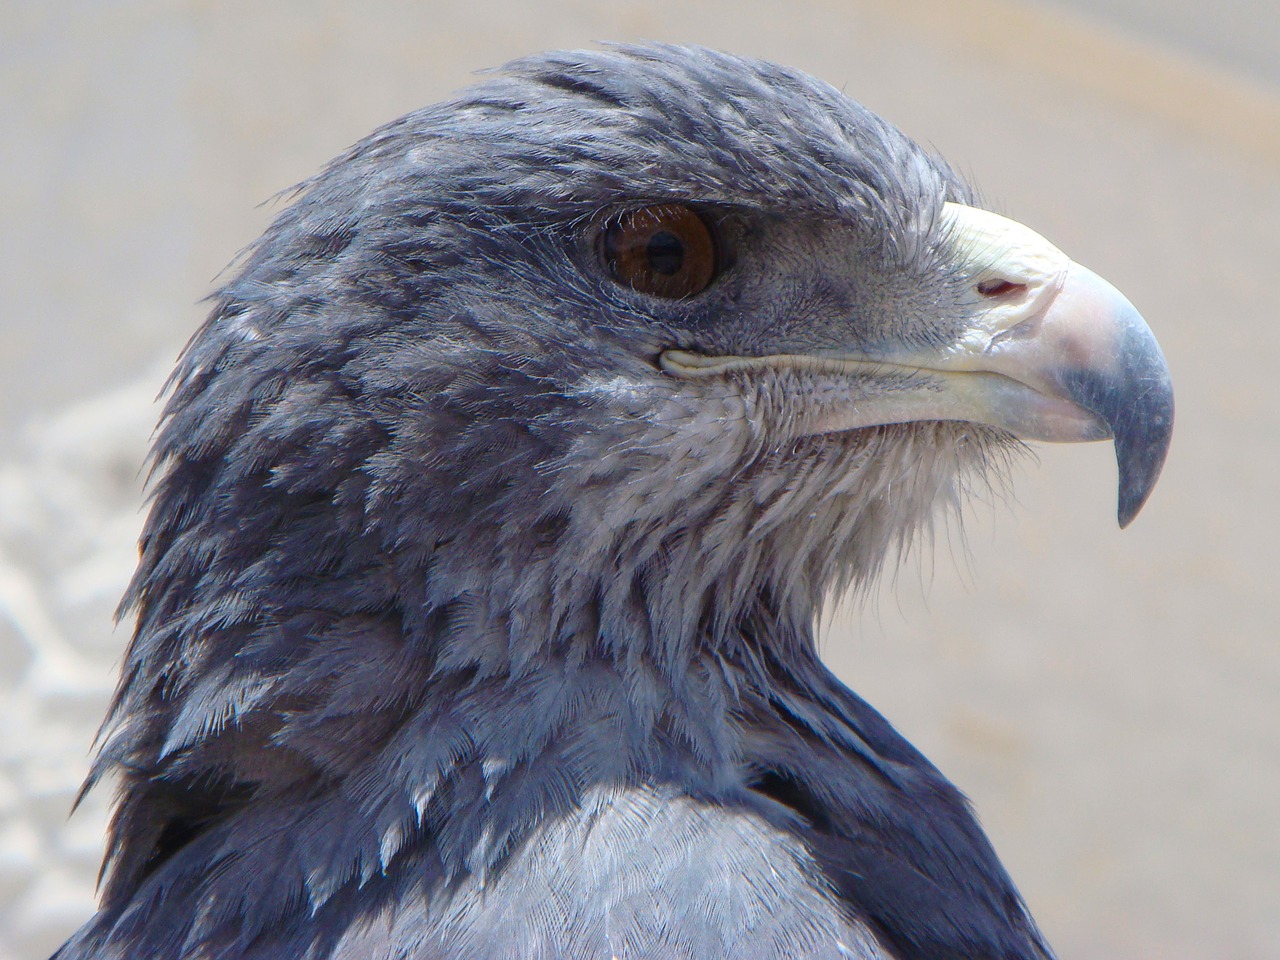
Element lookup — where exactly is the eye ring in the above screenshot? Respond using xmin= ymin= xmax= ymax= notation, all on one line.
xmin=598 ymin=204 xmax=719 ymax=300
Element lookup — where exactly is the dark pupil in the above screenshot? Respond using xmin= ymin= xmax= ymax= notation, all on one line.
xmin=646 ymin=230 xmax=684 ymax=275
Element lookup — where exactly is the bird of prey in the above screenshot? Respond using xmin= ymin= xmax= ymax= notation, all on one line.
xmin=56 ymin=44 xmax=1173 ymax=960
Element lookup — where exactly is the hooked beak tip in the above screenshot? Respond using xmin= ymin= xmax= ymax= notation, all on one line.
xmin=1046 ymin=265 xmax=1174 ymax=527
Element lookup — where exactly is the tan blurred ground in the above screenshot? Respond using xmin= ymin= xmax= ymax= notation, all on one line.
xmin=2 ymin=2 xmax=1277 ymax=958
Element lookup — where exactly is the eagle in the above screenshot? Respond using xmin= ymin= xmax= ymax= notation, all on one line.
xmin=56 ymin=44 xmax=1173 ymax=960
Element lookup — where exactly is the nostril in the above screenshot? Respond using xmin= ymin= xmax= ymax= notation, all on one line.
xmin=976 ymin=278 xmax=1027 ymax=298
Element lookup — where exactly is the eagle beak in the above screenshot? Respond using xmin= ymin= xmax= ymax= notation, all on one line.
xmin=922 ymin=203 xmax=1175 ymax=527
xmin=973 ymin=255 xmax=1174 ymax=527
xmin=660 ymin=204 xmax=1174 ymax=527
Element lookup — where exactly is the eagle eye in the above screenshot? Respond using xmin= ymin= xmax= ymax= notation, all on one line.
xmin=600 ymin=204 xmax=718 ymax=300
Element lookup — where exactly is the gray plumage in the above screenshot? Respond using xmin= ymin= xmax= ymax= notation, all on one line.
xmin=54 ymin=43 xmax=1171 ymax=960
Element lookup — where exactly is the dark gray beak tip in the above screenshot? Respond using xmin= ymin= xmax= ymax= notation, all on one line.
xmin=1111 ymin=365 xmax=1175 ymax=529
xmin=1058 ymin=312 xmax=1174 ymax=529
xmin=1052 ymin=274 xmax=1175 ymax=529
xmin=1115 ymin=398 xmax=1173 ymax=528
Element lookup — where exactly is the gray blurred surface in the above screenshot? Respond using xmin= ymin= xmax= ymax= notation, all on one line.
xmin=2 ymin=1 xmax=1277 ymax=958
xmin=1047 ymin=0 xmax=1280 ymax=90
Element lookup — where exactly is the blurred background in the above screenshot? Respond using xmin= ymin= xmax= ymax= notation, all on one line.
xmin=2 ymin=1 xmax=1277 ymax=957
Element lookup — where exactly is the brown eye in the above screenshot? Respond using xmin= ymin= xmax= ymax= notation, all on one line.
xmin=600 ymin=204 xmax=718 ymax=300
